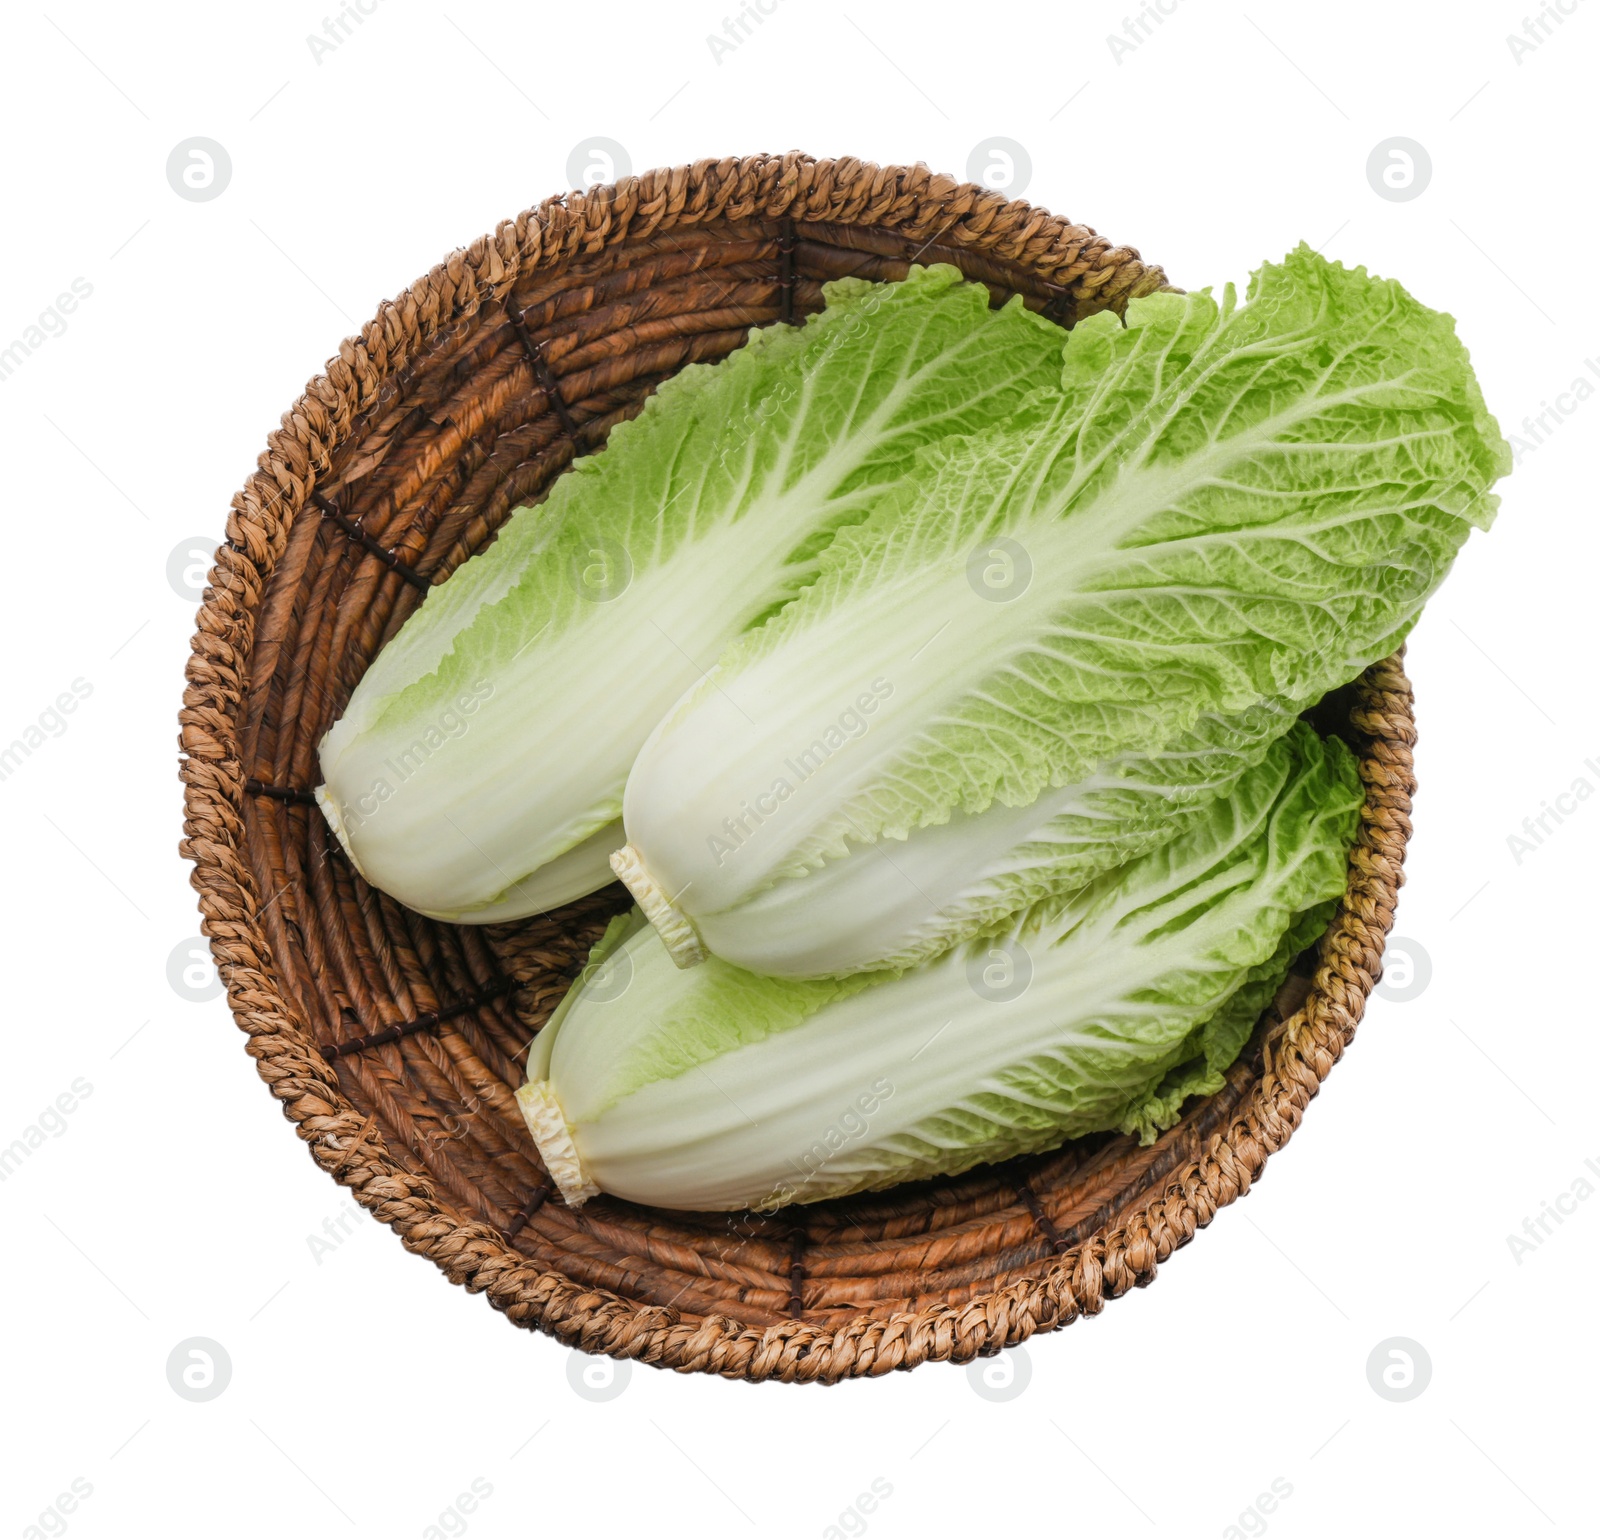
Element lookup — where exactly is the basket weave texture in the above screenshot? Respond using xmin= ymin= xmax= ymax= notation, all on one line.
xmin=179 ymin=152 xmax=1413 ymax=1383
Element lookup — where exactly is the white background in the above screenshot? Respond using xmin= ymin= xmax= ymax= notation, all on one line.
xmin=1 ymin=1 xmax=1593 ymax=1535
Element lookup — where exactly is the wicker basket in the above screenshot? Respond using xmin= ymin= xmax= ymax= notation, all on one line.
xmin=179 ymin=152 xmax=1412 ymax=1384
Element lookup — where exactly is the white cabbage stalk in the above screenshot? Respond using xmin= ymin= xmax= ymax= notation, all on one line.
xmin=614 ymin=248 xmax=1508 ymax=973
xmin=685 ymin=698 xmax=1300 ymax=978
xmin=522 ymin=725 xmax=1360 ymax=1212
xmin=315 ymin=266 xmax=1068 ymax=920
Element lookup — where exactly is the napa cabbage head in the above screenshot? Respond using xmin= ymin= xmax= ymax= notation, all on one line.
xmin=315 ymin=265 xmax=1073 ymax=921
xmin=524 ymin=722 xmax=1362 ymax=1212
xmin=614 ymin=246 xmax=1508 ymax=974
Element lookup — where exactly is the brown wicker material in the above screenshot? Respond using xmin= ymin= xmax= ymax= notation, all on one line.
xmin=179 ymin=153 xmax=1411 ymax=1383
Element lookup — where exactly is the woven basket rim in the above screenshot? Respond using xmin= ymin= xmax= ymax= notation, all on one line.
xmin=178 ymin=151 xmax=1409 ymax=1383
